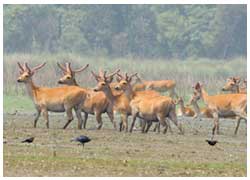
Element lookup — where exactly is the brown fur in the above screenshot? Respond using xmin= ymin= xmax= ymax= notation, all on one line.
xmin=57 ymin=62 xmax=116 ymax=129
xmin=193 ymin=82 xmax=247 ymax=135
xmin=222 ymin=77 xmax=247 ymax=94
xmin=17 ymin=62 xmax=86 ymax=129
xmin=132 ymin=75 xmax=178 ymax=98
xmin=176 ymin=97 xmax=195 ymax=117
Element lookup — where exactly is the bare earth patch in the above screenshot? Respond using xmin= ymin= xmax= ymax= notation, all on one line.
xmin=3 ymin=113 xmax=246 ymax=177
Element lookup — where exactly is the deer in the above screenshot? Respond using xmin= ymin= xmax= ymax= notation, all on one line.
xmin=91 ymin=70 xmax=160 ymax=132
xmin=176 ymin=97 xmax=195 ymax=117
xmin=91 ymin=69 xmax=134 ymax=132
xmin=192 ymin=82 xmax=247 ymax=136
xmin=57 ymin=62 xmax=116 ymax=130
xmin=115 ymin=72 xmax=162 ymax=133
xmin=114 ymin=73 xmax=183 ymax=134
xmin=187 ymin=93 xmax=213 ymax=120
xmin=17 ymin=62 xmax=87 ymax=129
xmin=222 ymin=77 xmax=247 ymax=94
xmin=132 ymin=74 xmax=178 ymax=98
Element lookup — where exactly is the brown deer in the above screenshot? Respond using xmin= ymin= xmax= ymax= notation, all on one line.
xmin=222 ymin=77 xmax=247 ymax=94
xmin=115 ymin=72 xmax=161 ymax=132
xmin=91 ymin=69 xmax=134 ymax=131
xmin=57 ymin=62 xmax=116 ymax=130
xmin=91 ymin=70 xmax=160 ymax=132
xmin=187 ymin=93 xmax=213 ymax=120
xmin=114 ymin=73 xmax=183 ymax=134
xmin=17 ymin=62 xmax=86 ymax=129
xmin=176 ymin=97 xmax=195 ymax=117
xmin=132 ymin=74 xmax=178 ymax=98
xmin=192 ymin=82 xmax=247 ymax=135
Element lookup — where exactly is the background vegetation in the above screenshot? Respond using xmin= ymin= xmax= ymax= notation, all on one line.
xmin=3 ymin=4 xmax=247 ymax=112
xmin=3 ymin=54 xmax=246 ymax=112
xmin=4 ymin=4 xmax=246 ymax=59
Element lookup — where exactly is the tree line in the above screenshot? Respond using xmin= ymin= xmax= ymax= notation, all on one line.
xmin=3 ymin=4 xmax=246 ymax=59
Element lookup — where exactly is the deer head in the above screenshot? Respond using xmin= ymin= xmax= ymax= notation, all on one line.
xmin=221 ymin=77 xmax=241 ymax=92
xmin=17 ymin=62 xmax=46 ymax=83
xmin=115 ymin=72 xmax=138 ymax=91
xmin=91 ymin=69 xmax=120 ymax=92
xmin=57 ymin=62 xmax=89 ymax=85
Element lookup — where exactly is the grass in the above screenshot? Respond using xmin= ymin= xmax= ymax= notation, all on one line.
xmin=3 ymin=53 xmax=247 ymax=112
xmin=3 ymin=114 xmax=247 ymax=176
xmin=3 ymin=95 xmax=34 ymax=113
xmin=5 ymin=154 xmax=245 ymax=176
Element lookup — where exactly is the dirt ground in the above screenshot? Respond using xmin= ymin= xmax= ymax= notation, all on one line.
xmin=3 ymin=113 xmax=247 ymax=177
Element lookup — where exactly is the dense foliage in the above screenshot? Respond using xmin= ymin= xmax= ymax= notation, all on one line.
xmin=3 ymin=4 xmax=246 ymax=59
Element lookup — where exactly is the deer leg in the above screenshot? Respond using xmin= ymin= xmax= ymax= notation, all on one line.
xmin=119 ymin=120 xmax=123 ymax=132
xmin=234 ymin=116 xmax=241 ymax=135
xmin=169 ymin=111 xmax=183 ymax=134
xmin=34 ymin=109 xmax=41 ymax=128
xmin=121 ymin=114 xmax=128 ymax=132
xmin=95 ymin=111 xmax=103 ymax=130
xmin=130 ymin=113 xmax=137 ymax=133
xmin=63 ymin=109 xmax=74 ymax=129
xmin=157 ymin=122 xmax=161 ymax=133
xmin=74 ymin=106 xmax=83 ymax=129
xmin=153 ymin=122 xmax=159 ymax=132
xmin=107 ymin=111 xmax=116 ymax=130
xmin=212 ymin=113 xmax=219 ymax=135
xmin=166 ymin=118 xmax=173 ymax=134
xmin=145 ymin=121 xmax=152 ymax=133
xmin=83 ymin=112 xmax=88 ymax=129
xmin=159 ymin=119 xmax=167 ymax=134
xmin=141 ymin=120 xmax=147 ymax=133
xmin=41 ymin=109 xmax=49 ymax=129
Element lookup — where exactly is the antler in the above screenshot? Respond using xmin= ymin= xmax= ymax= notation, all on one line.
xmin=31 ymin=62 xmax=46 ymax=73
xmin=17 ymin=62 xmax=24 ymax=71
xmin=65 ymin=62 xmax=71 ymax=72
xmin=91 ymin=70 xmax=100 ymax=81
xmin=57 ymin=62 xmax=67 ymax=72
xmin=107 ymin=69 xmax=120 ymax=78
xmin=128 ymin=73 xmax=138 ymax=81
xmin=24 ymin=62 xmax=32 ymax=72
xmin=116 ymin=72 xmax=123 ymax=82
xmin=73 ymin=64 xmax=89 ymax=73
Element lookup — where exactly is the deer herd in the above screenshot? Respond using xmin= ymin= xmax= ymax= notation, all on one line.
xmin=17 ymin=62 xmax=247 ymax=137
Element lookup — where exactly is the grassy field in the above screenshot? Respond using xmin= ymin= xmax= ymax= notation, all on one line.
xmin=3 ymin=53 xmax=246 ymax=112
xmin=3 ymin=54 xmax=247 ymax=176
xmin=3 ymin=114 xmax=247 ymax=176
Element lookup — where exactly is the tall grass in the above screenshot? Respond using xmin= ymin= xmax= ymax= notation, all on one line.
xmin=3 ymin=53 xmax=247 ymax=100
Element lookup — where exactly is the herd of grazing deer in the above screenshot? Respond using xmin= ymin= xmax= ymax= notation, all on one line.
xmin=17 ymin=62 xmax=247 ymax=137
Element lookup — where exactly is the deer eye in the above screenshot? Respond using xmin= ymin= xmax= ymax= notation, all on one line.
xmin=67 ymin=76 xmax=71 ymax=79
xmin=122 ymin=82 xmax=127 ymax=85
xmin=25 ymin=75 xmax=29 ymax=78
xmin=101 ymin=82 xmax=106 ymax=86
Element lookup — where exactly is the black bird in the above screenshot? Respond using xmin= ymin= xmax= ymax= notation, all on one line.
xmin=206 ymin=139 xmax=218 ymax=146
xmin=71 ymin=135 xmax=91 ymax=147
xmin=21 ymin=137 xmax=35 ymax=143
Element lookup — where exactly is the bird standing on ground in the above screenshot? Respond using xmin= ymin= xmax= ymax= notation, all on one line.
xmin=205 ymin=139 xmax=218 ymax=146
xmin=71 ymin=135 xmax=91 ymax=147
xmin=21 ymin=137 xmax=35 ymax=143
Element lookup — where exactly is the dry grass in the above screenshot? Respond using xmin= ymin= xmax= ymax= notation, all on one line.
xmin=4 ymin=53 xmax=246 ymax=98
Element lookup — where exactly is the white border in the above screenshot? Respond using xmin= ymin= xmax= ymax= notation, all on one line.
xmin=1 ymin=0 xmax=249 ymax=178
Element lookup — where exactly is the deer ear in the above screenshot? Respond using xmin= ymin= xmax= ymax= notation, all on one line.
xmin=194 ymin=82 xmax=201 ymax=89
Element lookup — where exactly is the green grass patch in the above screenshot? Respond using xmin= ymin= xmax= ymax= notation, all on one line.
xmin=4 ymin=154 xmax=246 ymax=176
xmin=3 ymin=95 xmax=34 ymax=113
